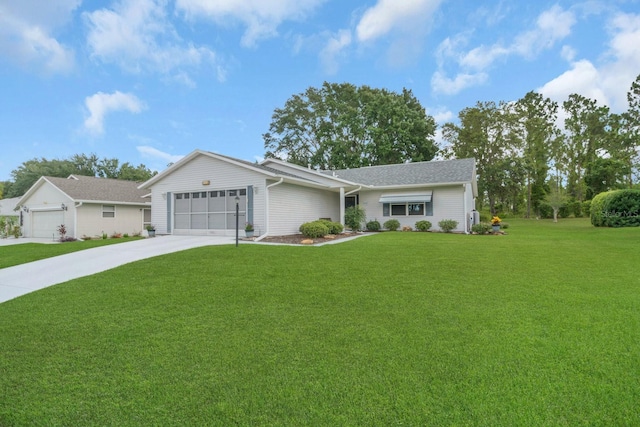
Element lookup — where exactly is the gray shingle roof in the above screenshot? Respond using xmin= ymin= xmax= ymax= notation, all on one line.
xmin=211 ymin=152 xmax=320 ymax=183
xmin=320 ymin=158 xmax=476 ymax=186
xmin=45 ymin=175 xmax=149 ymax=204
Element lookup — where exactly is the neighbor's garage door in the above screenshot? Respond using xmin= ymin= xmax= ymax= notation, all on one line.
xmin=32 ymin=210 xmax=64 ymax=238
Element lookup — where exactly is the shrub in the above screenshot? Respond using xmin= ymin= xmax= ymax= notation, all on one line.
xmin=500 ymin=222 xmax=510 ymax=229
xmin=590 ymin=191 xmax=615 ymax=226
xmin=568 ymin=200 xmax=583 ymax=217
xmin=383 ymin=219 xmax=400 ymax=231
xmin=415 ymin=220 xmax=432 ymax=232
xmin=366 ymin=220 xmax=381 ymax=231
xmin=582 ymin=200 xmax=591 ymax=217
xmin=345 ymin=206 xmax=366 ymax=231
xmin=472 ymin=222 xmax=492 ymax=234
xmin=57 ymin=224 xmax=67 ymax=241
xmin=438 ymin=219 xmax=458 ymax=233
xmin=318 ymin=219 xmax=343 ymax=234
xmin=593 ymin=189 xmax=640 ymax=227
xmin=299 ymin=221 xmax=329 ymax=238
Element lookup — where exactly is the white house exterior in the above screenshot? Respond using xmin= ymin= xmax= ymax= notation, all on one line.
xmin=140 ymin=150 xmax=477 ymax=237
xmin=16 ymin=175 xmax=151 ymax=239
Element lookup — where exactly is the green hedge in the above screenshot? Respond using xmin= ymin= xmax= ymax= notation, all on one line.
xmin=591 ymin=190 xmax=640 ymax=227
xmin=299 ymin=221 xmax=329 ymax=238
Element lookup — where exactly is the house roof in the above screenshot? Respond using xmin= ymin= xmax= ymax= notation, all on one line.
xmin=319 ymin=158 xmax=476 ymax=187
xmin=139 ymin=149 xmax=327 ymax=189
xmin=23 ymin=175 xmax=149 ymax=205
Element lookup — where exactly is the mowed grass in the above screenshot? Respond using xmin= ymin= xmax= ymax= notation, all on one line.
xmin=0 ymin=237 xmax=143 ymax=269
xmin=0 ymin=219 xmax=639 ymax=425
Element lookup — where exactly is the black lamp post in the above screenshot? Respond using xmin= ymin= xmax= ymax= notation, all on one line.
xmin=235 ymin=195 xmax=240 ymax=247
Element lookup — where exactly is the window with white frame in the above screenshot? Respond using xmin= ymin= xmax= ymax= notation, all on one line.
xmin=102 ymin=205 xmax=115 ymax=218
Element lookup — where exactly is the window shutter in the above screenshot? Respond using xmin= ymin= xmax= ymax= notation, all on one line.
xmin=166 ymin=192 xmax=172 ymax=233
xmin=383 ymin=203 xmax=390 ymax=217
xmin=247 ymin=186 xmax=254 ymax=225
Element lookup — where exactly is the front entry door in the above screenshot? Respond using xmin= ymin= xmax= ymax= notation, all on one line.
xmin=345 ymin=195 xmax=359 ymax=209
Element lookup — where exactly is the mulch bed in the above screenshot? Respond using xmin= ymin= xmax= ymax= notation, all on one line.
xmin=256 ymin=232 xmax=360 ymax=245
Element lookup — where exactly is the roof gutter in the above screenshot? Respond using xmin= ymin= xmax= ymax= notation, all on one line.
xmin=255 ymin=178 xmax=284 ymax=242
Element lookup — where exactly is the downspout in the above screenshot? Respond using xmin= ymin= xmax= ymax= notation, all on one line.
xmin=463 ymin=184 xmax=469 ymax=234
xmin=74 ymin=202 xmax=83 ymax=239
xmin=255 ymin=178 xmax=284 ymax=242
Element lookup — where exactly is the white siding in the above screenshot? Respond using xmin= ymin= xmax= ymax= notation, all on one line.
xmin=76 ymin=204 xmax=145 ymax=238
xmin=21 ymin=181 xmax=73 ymax=238
xmin=358 ymin=185 xmax=468 ymax=232
xmin=268 ymin=182 xmax=340 ymax=236
xmin=148 ymin=155 xmax=268 ymax=236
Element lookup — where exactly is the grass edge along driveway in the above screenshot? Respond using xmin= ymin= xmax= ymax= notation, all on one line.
xmin=0 ymin=219 xmax=639 ymax=425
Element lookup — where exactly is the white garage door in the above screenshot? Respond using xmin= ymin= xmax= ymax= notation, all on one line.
xmin=32 ymin=210 xmax=64 ymax=238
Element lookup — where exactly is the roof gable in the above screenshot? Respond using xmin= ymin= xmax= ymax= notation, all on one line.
xmin=140 ymin=150 xmax=327 ymax=189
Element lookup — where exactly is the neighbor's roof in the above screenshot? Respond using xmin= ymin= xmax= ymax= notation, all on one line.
xmin=41 ymin=175 xmax=149 ymax=204
xmin=319 ymin=158 xmax=476 ymax=187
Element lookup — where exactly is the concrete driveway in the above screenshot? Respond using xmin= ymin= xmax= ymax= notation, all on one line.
xmin=0 ymin=235 xmax=236 ymax=304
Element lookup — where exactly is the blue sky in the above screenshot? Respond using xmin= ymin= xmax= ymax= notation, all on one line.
xmin=1 ymin=0 xmax=639 ymax=181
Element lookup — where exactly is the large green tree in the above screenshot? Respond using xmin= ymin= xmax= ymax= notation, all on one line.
xmin=263 ymin=82 xmax=438 ymax=169
xmin=561 ymin=94 xmax=610 ymax=202
xmin=442 ymin=101 xmax=520 ymax=214
xmin=514 ymin=92 xmax=560 ymax=217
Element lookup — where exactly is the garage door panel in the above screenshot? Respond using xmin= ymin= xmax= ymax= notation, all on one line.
xmin=32 ymin=211 xmax=64 ymax=238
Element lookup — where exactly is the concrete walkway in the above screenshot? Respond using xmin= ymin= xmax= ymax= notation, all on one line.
xmin=0 ymin=235 xmax=236 ymax=304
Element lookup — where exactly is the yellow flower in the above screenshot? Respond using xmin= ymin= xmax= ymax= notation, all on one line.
xmin=491 ymin=216 xmax=501 ymax=225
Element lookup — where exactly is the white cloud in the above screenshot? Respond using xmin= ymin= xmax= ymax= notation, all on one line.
xmin=428 ymin=108 xmax=454 ymax=124
xmin=136 ymin=146 xmax=184 ymax=165
xmin=84 ymin=0 xmax=220 ymax=83
xmin=537 ymin=59 xmax=608 ymax=105
xmin=432 ymin=4 xmax=576 ymax=95
xmin=175 ymin=0 xmax=327 ymax=47
xmin=319 ymin=29 xmax=352 ymax=74
xmin=84 ymin=91 xmax=146 ymax=136
xmin=0 ymin=0 xmax=79 ymax=73
xmin=538 ymin=12 xmax=640 ymax=113
xmin=431 ymin=70 xmax=488 ymax=95
xmin=460 ymin=44 xmax=509 ymax=70
xmin=356 ymin=0 xmax=442 ymax=42
xmin=599 ymin=12 xmax=640 ymax=111
xmin=512 ymin=5 xmax=576 ymax=58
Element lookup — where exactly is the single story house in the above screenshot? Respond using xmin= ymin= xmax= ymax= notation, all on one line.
xmin=16 ymin=175 xmax=151 ymax=239
xmin=139 ymin=149 xmax=477 ymax=237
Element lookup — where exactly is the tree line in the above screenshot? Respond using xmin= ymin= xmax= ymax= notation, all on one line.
xmin=0 ymin=154 xmax=156 ymax=199
xmin=264 ymin=77 xmax=640 ymax=218
xmin=442 ymin=75 xmax=639 ymax=216
xmin=3 ymin=76 xmax=638 ymax=215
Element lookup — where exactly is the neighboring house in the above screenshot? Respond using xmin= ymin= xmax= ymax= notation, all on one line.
xmin=0 ymin=197 xmax=20 ymax=218
xmin=17 ymin=175 xmax=151 ymax=239
xmin=139 ymin=149 xmax=477 ymax=237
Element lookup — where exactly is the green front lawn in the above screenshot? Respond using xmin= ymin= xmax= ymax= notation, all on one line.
xmin=1 ymin=219 xmax=639 ymax=425
xmin=0 ymin=237 xmax=143 ymax=269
